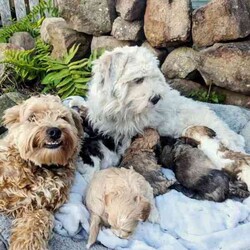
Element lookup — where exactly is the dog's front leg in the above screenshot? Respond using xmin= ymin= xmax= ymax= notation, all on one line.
xmin=87 ymin=213 xmax=101 ymax=249
xmin=10 ymin=209 xmax=54 ymax=250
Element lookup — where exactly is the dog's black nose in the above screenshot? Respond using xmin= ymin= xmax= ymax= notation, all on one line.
xmin=47 ymin=127 xmax=62 ymax=140
xmin=150 ymin=95 xmax=161 ymax=105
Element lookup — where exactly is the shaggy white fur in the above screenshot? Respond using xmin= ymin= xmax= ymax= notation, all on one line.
xmin=86 ymin=46 xmax=245 ymax=152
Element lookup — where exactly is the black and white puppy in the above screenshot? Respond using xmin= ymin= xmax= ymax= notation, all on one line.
xmin=63 ymin=96 xmax=121 ymax=192
xmin=161 ymin=137 xmax=250 ymax=202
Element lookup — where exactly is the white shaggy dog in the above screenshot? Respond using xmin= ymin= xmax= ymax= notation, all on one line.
xmin=86 ymin=46 xmax=245 ymax=152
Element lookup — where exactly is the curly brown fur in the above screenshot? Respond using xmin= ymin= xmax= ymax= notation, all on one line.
xmin=0 ymin=95 xmax=83 ymax=249
xmin=119 ymin=128 xmax=174 ymax=196
xmin=161 ymin=137 xmax=250 ymax=202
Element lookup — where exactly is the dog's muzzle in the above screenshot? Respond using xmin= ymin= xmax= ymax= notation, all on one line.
xmin=44 ymin=127 xmax=63 ymax=149
xmin=150 ymin=95 xmax=161 ymax=105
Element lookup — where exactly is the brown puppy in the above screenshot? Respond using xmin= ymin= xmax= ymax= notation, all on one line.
xmin=183 ymin=125 xmax=250 ymax=192
xmin=0 ymin=95 xmax=83 ymax=250
xmin=120 ymin=128 xmax=174 ymax=196
xmin=86 ymin=167 xmax=159 ymax=249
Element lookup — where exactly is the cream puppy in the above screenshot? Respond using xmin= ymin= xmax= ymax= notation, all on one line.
xmin=86 ymin=167 xmax=159 ymax=248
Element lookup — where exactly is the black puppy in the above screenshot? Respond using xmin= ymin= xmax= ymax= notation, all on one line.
xmin=161 ymin=137 xmax=250 ymax=202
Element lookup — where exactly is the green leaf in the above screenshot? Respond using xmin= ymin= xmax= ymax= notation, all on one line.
xmin=56 ymin=77 xmax=72 ymax=88
xmin=57 ymin=82 xmax=74 ymax=94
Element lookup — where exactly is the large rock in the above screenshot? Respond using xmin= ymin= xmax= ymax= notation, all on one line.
xmin=116 ymin=0 xmax=146 ymax=21
xmin=9 ymin=32 xmax=35 ymax=50
xmin=41 ymin=18 xmax=91 ymax=59
xmin=142 ymin=41 xmax=167 ymax=64
xmin=111 ymin=17 xmax=144 ymax=41
xmin=161 ymin=47 xmax=199 ymax=79
xmin=40 ymin=17 xmax=66 ymax=44
xmin=198 ymin=42 xmax=250 ymax=95
xmin=91 ymin=36 xmax=133 ymax=52
xmin=0 ymin=92 xmax=27 ymax=139
xmin=192 ymin=0 xmax=250 ymax=48
xmin=57 ymin=0 xmax=116 ymax=36
xmin=144 ymin=0 xmax=191 ymax=47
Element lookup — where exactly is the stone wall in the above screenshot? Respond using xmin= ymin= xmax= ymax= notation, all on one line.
xmin=41 ymin=0 xmax=250 ymax=108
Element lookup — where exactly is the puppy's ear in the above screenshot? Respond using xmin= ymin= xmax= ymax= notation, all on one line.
xmin=105 ymin=192 xmax=118 ymax=206
xmin=135 ymin=196 xmax=151 ymax=222
xmin=204 ymin=127 xmax=217 ymax=138
xmin=71 ymin=109 xmax=83 ymax=138
xmin=3 ymin=104 xmax=21 ymax=128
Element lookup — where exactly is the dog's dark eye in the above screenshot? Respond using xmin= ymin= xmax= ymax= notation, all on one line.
xmin=134 ymin=77 xmax=144 ymax=84
xmin=28 ymin=114 xmax=36 ymax=122
xmin=60 ymin=116 xmax=69 ymax=122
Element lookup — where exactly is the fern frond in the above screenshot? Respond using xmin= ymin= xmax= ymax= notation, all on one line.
xmin=42 ymin=46 xmax=104 ymax=98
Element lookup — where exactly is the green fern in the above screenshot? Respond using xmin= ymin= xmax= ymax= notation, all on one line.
xmin=2 ymin=39 xmax=52 ymax=81
xmin=42 ymin=45 xmax=104 ymax=99
xmin=0 ymin=0 xmax=59 ymax=42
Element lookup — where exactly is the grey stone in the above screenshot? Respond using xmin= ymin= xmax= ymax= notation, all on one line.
xmin=9 ymin=32 xmax=35 ymax=50
xmin=192 ymin=0 xmax=250 ymax=48
xmin=161 ymin=47 xmax=199 ymax=79
xmin=198 ymin=42 xmax=250 ymax=95
xmin=0 ymin=92 xmax=27 ymax=125
xmin=40 ymin=17 xmax=67 ymax=44
xmin=58 ymin=0 xmax=116 ymax=36
xmin=116 ymin=0 xmax=146 ymax=21
xmin=44 ymin=20 xmax=91 ymax=59
xmin=111 ymin=17 xmax=144 ymax=41
xmin=91 ymin=36 xmax=133 ymax=52
xmin=144 ymin=0 xmax=191 ymax=47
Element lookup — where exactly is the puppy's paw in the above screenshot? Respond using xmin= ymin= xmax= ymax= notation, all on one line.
xmin=54 ymin=203 xmax=90 ymax=236
xmin=148 ymin=207 xmax=160 ymax=224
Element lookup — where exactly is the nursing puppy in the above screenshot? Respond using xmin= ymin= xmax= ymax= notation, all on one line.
xmin=120 ymin=128 xmax=174 ymax=196
xmin=161 ymin=137 xmax=249 ymax=202
xmin=183 ymin=125 xmax=250 ymax=191
xmin=86 ymin=167 xmax=159 ymax=248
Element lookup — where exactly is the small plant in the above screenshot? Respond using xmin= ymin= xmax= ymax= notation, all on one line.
xmin=0 ymin=0 xmax=59 ymax=42
xmin=2 ymin=39 xmax=52 ymax=81
xmin=42 ymin=45 xmax=104 ymax=99
xmin=188 ymin=89 xmax=226 ymax=104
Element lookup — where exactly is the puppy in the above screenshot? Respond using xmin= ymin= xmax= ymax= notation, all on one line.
xmin=0 ymin=95 xmax=83 ymax=249
xmin=161 ymin=137 xmax=249 ymax=202
xmin=86 ymin=167 xmax=159 ymax=248
xmin=183 ymin=126 xmax=250 ymax=192
xmin=63 ymin=96 xmax=120 ymax=187
xmin=119 ymin=128 xmax=174 ymax=196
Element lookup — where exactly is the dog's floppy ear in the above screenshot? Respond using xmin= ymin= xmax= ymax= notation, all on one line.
xmin=93 ymin=50 xmax=129 ymax=90
xmin=105 ymin=192 xmax=118 ymax=206
xmin=71 ymin=109 xmax=84 ymax=138
xmin=3 ymin=104 xmax=21 ymax=128
xmin=135 ymin=196 xmax=151 ymax=222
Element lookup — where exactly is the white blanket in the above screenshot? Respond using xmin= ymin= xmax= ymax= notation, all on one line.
xmin=54 ymin=167 xmax=250 ymax=250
